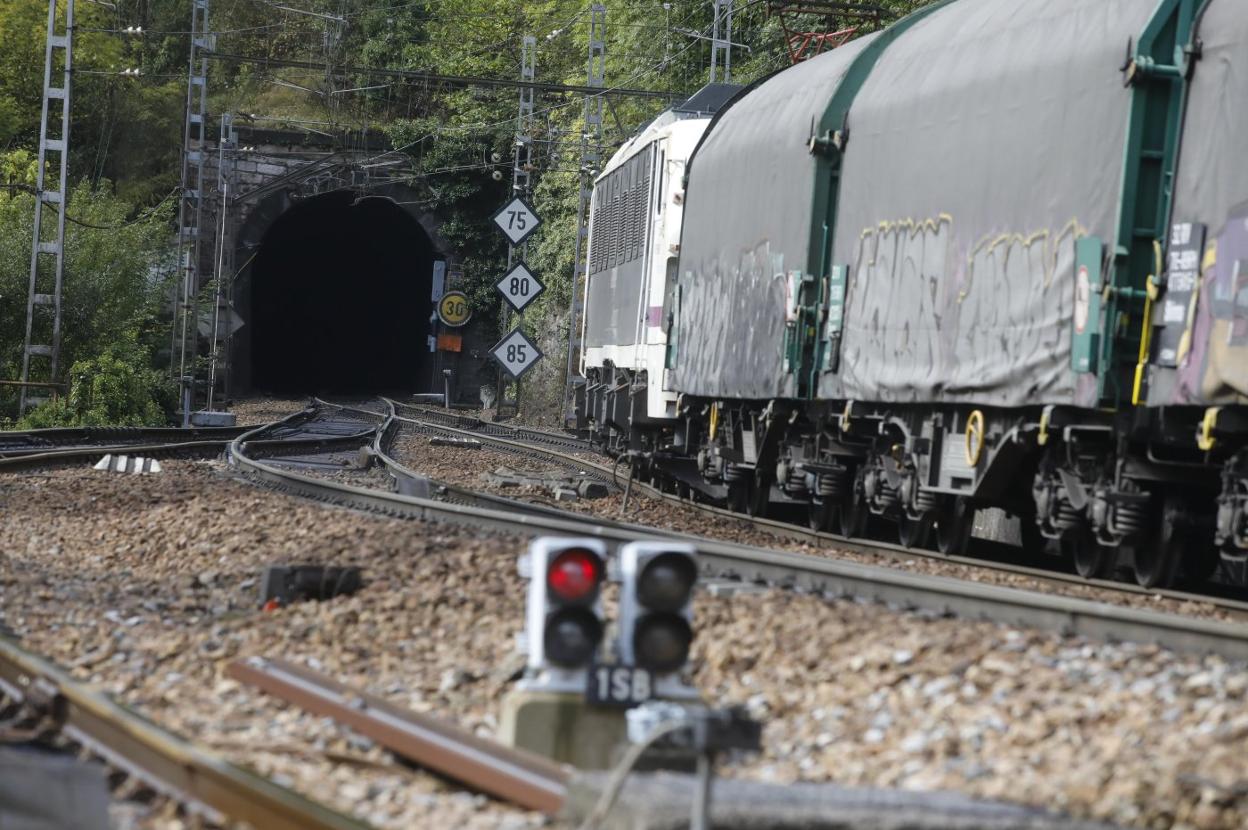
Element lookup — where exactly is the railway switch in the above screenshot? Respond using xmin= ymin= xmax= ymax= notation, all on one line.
xmin=523 ymin=538 xmax=608 ymax=685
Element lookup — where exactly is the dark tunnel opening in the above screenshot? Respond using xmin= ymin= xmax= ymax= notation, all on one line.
xmin=249 ymin=190 xmax=435 ymax=394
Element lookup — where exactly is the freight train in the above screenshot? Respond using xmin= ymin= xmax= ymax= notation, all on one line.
xmin=575 ymin=0 xmax=1247 ymax=590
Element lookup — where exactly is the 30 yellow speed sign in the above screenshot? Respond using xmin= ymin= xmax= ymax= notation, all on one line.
xmin=437 ymin=291 xmax=471 ymax=327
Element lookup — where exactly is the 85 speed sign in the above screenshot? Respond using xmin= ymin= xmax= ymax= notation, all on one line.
xmin=437 ymin=291 xmax=471 ymax=327
xmin=490 ymin=327 xmax=543 ymax=380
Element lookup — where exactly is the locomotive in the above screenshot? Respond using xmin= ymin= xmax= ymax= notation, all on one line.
xmin=577 ymin=0 xmax=1248 ymax=590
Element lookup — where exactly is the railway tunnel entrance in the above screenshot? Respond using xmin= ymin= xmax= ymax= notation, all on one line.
xmin=246 ymin=190 xmax=435 ymax=394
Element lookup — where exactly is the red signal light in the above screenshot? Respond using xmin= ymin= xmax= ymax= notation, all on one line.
xmin=547 ymin=548 xmax=603 ymax=602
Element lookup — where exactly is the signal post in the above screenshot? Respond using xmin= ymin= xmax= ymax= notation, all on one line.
xmin=499 ymin=538 xmax=701 ymax=769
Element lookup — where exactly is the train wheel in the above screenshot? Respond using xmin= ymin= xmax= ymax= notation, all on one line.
xmin=808 ymin=498 xmax=835 ymax=532
xmin=726 ymin=479 xmax=749 ymax=514
xmin=935 ymin=497 xmax=973 ymax=556
xmin=839 ymin=486 xmax=868 ymax=539
xmin=1134 ymin=497 xmax=1185 ymax=589
xmin=746 ymin=472 xmax=772 ymax=518
xmin=898 ymin=513 xmax=932 ymax=549
xmin=1063 ymin=525 xmax=1114 ymax=579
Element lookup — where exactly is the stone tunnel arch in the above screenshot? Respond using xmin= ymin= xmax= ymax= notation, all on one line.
xmin=231 ymin=183 xmax=452 ymax=395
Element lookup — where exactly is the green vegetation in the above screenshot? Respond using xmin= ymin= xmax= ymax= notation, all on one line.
xmin=0 ymin=171 xmax=174 ymax=426
xmin=0 ymin=0 xmax=927 ymax=425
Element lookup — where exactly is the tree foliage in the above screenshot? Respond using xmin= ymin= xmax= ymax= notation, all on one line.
xmin=0 ymin=175 xmax=174 ymax=423
xmin=0 ymin=0 xmax=932 ymax=424
xmin=16 ymin=336 xmax=172 ymax=428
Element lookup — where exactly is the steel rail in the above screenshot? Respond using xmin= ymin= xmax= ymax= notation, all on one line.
xmin=0 ymin=422 xmax=269 ymax=470
xmin=385 ymin=398 xmax=593 ymax=453
xmin=382 ymin=404 xmax=1248 ymax=620
xmin=308 ymin=399 xmax=618 ymax=522
xmin=0 ymin=423 xmax=251 ymax=456
xmin=228 ymin=657 xmax=570 ymax=814
xmin=229 ymin=404 xmax=1248 ymax=661
xmin=0 ymin=439 xmax=248 ymax=472
xmin=389 ymin=417 xmax=614 ymax=488
xmin=0 ymin=635 xmax=370 ymax=830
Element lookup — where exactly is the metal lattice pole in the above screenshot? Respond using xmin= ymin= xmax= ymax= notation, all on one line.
xmin=498 ymin=35 xmax=537 ymax=413
xmin=562 ymin=3 xmax=606 ymax=425
xmin=20 ymin=0 xmax=75 ymax=414
xmin=710 ymin=0 xmax=733 ymax=82
xmin=206 ymin=112 xmax=236 ymax=411
xmin=175 ymin=0 xmax=212 ymax=425
xmin=511 ymin=36 xmax=537 ymax=244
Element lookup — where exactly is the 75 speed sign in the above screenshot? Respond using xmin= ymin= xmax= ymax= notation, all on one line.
xmin=492 ymin=196 xmax=542 ymax=246
xmin=490 ymin=327 xmax=543 ymax=380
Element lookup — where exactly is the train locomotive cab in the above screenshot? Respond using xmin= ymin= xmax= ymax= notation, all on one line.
xmin=578 ymin=85 xmax=739 ymax=468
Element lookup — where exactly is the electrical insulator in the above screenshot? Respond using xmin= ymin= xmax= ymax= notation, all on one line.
xmin=491 ymin=169 xmax=504 ymax=181
xmin=617 ymin=541 xmax=699 ymax=697
xmin=522 ymin=538 xmax=607 ymax=691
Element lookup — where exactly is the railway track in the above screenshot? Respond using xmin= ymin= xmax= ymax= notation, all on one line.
xmin=0 ymin=404 xmax=581 ymax=829
xmin=230 ymin=399 xmax=1248 ymax=661
xmin=379 ymin=398 xmax=1248 ymax=618
xmin=0 ymin=423 xmax=250 ymax=456
xmin=0 ymin=634 xmax=367 ymax=830
xmin=0 ymin=422 xmax=256 ymax=471
xmin=388 ymin=400 xmax=594 ymax=454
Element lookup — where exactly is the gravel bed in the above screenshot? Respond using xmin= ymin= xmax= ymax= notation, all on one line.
xmin=229 ymin=396 xmax=313 ymax=426
xmin=3 ymin=461 xmax=1247 ymax=829
xmin=700 ymin=589 xmax=1248 ymax=830
xmin=0 ymin=461 xmax=541 ymax=830
xmin=390 ymin=426 xmax=1239 ymax=623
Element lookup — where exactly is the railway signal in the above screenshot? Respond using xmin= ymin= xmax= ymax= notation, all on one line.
xmin=496 ymin=261 xmax=546 ymax=313
xmin=523 ymin=538 xmax=608 ymax=686
xmin=616 ymin=541 xmax=699 ymax=699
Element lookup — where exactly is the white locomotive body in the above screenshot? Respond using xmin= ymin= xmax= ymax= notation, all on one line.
xmin=578 ymin=86 xmax=739 ymax=451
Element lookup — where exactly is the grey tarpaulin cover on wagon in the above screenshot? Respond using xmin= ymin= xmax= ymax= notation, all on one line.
xmin=674 ymin=35 xmax=877 ymax=401
xmin=674 ymin=0 xmax=1167 ymax=409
